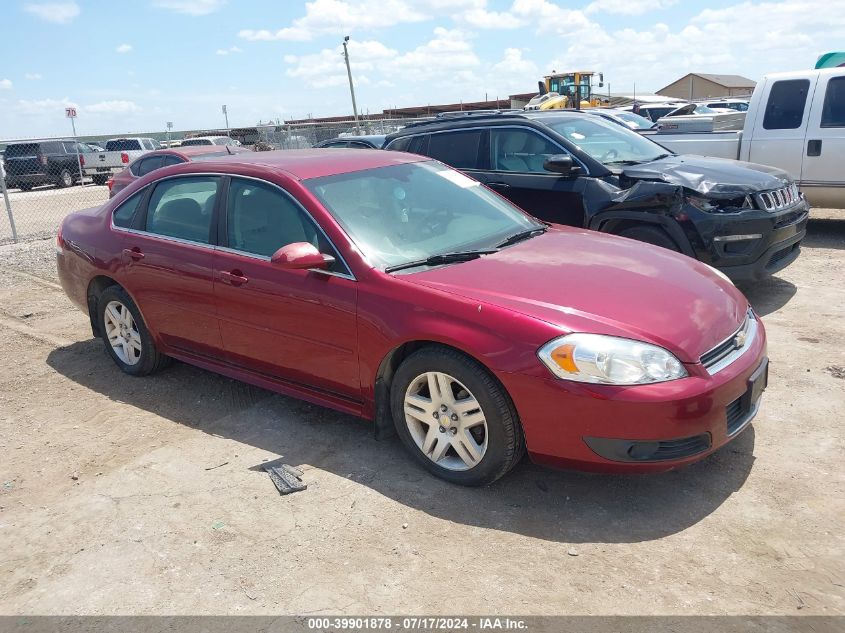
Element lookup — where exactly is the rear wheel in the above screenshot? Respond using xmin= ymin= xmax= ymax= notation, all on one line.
xmin=92 ymin=175 xmax=109 ymax=186
xmin=390 ymin=346 xmax=524 ymax=486
xmin=97 ymin=286 xmax=169 ymax=376
xmin=17 ymin=183 xmax=33 ymax=192
xmin=55 ymin=169 xmax=73 ymax=188
xmin=618 ymin=225 xmax=680 ymax=252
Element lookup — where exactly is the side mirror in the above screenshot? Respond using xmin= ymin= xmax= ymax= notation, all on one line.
xmin=544 ymin=154 xmax=580 ymax=177
xmin=270 ymin=242 xmax=335 ymax=270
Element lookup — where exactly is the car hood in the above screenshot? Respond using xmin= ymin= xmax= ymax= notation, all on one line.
xmin=404 ymin=228 xmax=748 ymax=362
xmin=623 ymin=154 xmax=792 ymax=198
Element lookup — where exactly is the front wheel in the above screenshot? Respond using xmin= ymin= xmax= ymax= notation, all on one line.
xmin=390 ymin=346 xmax=524 ymax=486
xmin=97 ymin=286 xmax=169 ymax=376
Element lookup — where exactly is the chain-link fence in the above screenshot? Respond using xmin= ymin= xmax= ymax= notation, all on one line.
xmin=0 ymin=117 xmax=432 ymax=244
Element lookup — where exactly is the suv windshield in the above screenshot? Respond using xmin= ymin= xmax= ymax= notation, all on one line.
xmin=543 ymin=116 xmax=671 ymax=166
xmin=106 ymin=139 xmax=143 ymax=151
xmin=305 ymin=161 xmax=541 ymax=271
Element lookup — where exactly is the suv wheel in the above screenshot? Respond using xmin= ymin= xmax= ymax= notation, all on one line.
xmin=92 ymin=175 xmax=108 ymax=186
xmin=56 ymin=169 xmax=73 ymax=188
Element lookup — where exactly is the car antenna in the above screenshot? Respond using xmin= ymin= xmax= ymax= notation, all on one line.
xmin=226 ymin=145 xmax=233 ymax=155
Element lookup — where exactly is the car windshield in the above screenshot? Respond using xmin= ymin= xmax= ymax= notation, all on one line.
xmin=543 ymin=116 xmax=670 ymax=165
xmin=305 ymin=161 xmax=542 ymax=271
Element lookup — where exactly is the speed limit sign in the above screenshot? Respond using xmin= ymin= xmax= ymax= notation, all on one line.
xmin=65 ymin=107 xmax=77 ymax=118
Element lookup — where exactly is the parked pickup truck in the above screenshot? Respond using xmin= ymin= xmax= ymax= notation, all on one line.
xmin=83 ymin=137 xmax=158 ymax=185
xmin=645 ymin=68 xmax=845 ymax=209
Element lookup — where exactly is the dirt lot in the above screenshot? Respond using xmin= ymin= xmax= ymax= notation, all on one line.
xmin=0 ymin=213 xmax=843 ymax=616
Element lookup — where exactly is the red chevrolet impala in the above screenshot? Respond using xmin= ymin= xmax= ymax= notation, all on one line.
xmin=56 ymin=149 xmax=768 ymax=485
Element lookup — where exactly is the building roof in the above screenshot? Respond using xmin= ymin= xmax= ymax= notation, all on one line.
xmin=658 ymin=73 xmax=756 ymax=92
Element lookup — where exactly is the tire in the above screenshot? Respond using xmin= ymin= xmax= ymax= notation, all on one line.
xmin=17 ymin=183 xmax=33 ymax=192
xmin=55 ymin=169 xmax=73 ymax=188
xmin=390 ymin=346 xmax=525 ymax=486
xmin=617 ymin=225 xmax=681 ymax=252
xmin=92 ymin=175 xmax=108 ymax=186
xmin=97 ymin=285 xmax=169 ymax=376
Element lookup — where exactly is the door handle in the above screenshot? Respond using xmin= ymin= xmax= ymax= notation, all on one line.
xmin=220 ymin=270 xmax=248 ymax=286
xmin=807 ymin=139 xmax=822 ymax=157
xmin=122 ymin=247 xmax=144 ymax=261
xmin=488 ymin=182 xmax=511 ymax=189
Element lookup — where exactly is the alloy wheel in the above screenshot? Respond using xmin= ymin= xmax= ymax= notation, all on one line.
xmin=103 ymin=300 xmax=142 ymax=365
xmin=403 ymin=371 xmax=488 ymax=471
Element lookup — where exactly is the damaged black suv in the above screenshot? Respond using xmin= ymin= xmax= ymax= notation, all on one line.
xmin=384 ymin=110 xmax=809 ymax=282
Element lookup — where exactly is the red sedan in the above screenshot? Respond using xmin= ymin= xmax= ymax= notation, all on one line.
xmin=57 ymin=149 xmax=768 ymax=485
xmin=107 ymin=145 xmax=248 ymax=197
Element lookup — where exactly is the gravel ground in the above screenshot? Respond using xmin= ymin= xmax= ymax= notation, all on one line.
xmin=0 ymin=213 xmax=842 ymax=616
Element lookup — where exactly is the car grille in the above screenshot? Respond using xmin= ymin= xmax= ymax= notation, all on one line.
xmin=766 ymin=243 xmax=799 ymax=269
xmin=756 ymin=183 xmax=800 ymax=212
xmin=700 ymin=309 xmax=756 ymax=375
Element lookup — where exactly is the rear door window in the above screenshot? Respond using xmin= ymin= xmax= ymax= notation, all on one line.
xmin=4 ymin=143 xmax=40 ymax=158
xmin=162 ymin=155 xmax=184 ymax=167
xmin=145 ymin=176 xmax=219 ymax=243
xmin=763 ymin=79 xmax=810 ymax=130
xmin=427 ymin=130 xmax=482 ymax=169
xmin=821 ymin=76 xmax=845 ymax=127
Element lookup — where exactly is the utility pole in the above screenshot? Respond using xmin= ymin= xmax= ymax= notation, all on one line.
xmin=342 ymin=36 xmax=361 ymax=134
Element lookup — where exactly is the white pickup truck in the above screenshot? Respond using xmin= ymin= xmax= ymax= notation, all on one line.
xmin=83 ymin=137 xmax=158 ymax=185
xmin=644 ymin=68 xmax=845 ymax=209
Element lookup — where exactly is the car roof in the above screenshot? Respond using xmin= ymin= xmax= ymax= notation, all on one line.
xmin=162 ymin=148 xmax=427 ymax=180
xmin=386 ymin=110 xmax=602 ymax=138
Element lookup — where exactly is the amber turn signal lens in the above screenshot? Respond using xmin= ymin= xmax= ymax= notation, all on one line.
xmin=550 ymin=344 xmax=578 ymax=373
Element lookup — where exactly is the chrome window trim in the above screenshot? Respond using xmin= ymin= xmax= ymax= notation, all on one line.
xmin=386 ymin=124 xmax=591 ymax=176
xmin=702 ymin=310 xmax=758 ymax=376
xmin=111 ymin=172 xmax=356 ymax=281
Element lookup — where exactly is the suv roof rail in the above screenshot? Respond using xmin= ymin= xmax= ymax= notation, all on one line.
xmin=395 ymin=109 xmax=525 ymax=131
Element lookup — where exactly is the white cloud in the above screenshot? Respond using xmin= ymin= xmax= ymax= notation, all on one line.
xmin=533 ymin=0 xmax=845 ymax=95
xmin=239 ymin=0 xmax=430 ymax=41
xmin=585 ymin=0 xmax=677 ymax=15
xmin=85 ymin=100 xmax=142 ymax=114
xmin=115 ymin=43 xmax=133 ymax=54
xmin=0 ymin=79 xmax=12 ymax=90
xmin=15 ymin=97 xmax=78 ymax=115
xmin=284 ymin=27 xmax=481 ymax=96
xmin=23 ymin=1 xmax=80 ymax=24
xmin=460 ymin=0 xmax=524 ymax=29
xmin=216 ymin=45 xmax=243 ymax=55
xmin=153 ymin=0 xmax=225 ymax=16
xmin=24 ymin=73 xmax=42 ymax=80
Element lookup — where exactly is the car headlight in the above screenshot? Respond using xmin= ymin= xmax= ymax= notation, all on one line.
xmin=538 ymin=333 xmax=688 ymax=385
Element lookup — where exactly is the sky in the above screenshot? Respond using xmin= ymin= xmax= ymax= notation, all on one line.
xmin=1 ymin=0 xmax=844 ymax=138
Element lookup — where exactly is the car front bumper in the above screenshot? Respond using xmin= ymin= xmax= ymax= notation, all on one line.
xmin=689 ymin=198 xmax=809 ymax=282
xmin=496 ymin=318 xmax=768 ymax=473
